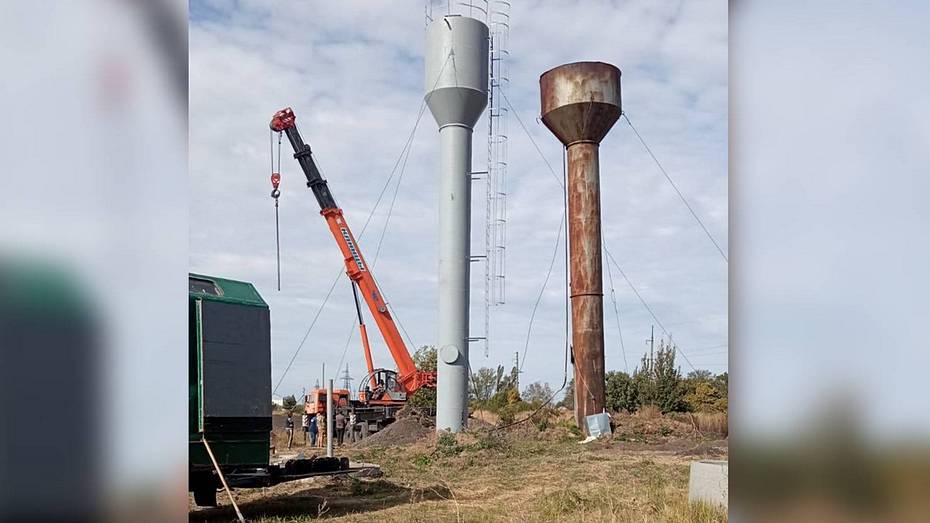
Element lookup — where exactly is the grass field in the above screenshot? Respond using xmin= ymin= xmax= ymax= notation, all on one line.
xmin=191 ymin=411 xmax=727 ymax=522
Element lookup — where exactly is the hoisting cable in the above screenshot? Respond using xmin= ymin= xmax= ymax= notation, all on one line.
xmin=273 ymin=82 xmax=437 ymax=394
xmin=270 ymin=129 xmax=283 ymax=291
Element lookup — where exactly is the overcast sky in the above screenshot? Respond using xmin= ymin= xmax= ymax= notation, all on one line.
xmin=189 ymin=0 xmax=727 ymax=401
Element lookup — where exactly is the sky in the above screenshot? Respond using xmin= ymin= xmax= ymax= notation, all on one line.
xmin=189 ymin=0 xmax=728 ymax=402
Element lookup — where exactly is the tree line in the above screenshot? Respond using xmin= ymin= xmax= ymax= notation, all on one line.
xmin=361 ymin=342 xmax=727 ymax=418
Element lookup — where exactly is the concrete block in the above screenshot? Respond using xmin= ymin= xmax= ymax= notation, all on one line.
xmin=688 ymin=460 xmax=728 ymax=508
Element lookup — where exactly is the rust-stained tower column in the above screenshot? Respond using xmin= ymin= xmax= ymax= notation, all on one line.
xmin=540 ymin=62 xmax=621 ymax=432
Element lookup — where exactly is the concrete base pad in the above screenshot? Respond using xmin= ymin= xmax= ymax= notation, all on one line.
xmin=688 ymin=460 xmax=728 ymax=508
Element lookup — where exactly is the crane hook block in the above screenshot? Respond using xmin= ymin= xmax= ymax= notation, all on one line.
xmin=271 ymin=172 xmax=281 ymax=189
xmin=270 ymin=107 xmax=296 ymax=132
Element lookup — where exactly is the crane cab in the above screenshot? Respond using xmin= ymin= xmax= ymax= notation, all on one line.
xmin=304 ymin=388 xmax=351 ymax=416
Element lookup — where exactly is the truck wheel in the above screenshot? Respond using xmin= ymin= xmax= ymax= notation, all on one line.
xmin=193 ymin=486 xmax=217 ymax=507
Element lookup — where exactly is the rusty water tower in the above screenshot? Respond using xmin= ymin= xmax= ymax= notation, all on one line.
xmin=540 ymin=62 xmax=621 ymax=432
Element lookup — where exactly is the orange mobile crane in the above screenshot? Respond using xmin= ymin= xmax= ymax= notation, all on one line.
xmin=269 ymin=107 xmax=435 ymax=434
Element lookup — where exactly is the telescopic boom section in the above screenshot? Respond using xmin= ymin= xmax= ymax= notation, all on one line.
xmin=269 ymin=107 xmax=435 ymax=394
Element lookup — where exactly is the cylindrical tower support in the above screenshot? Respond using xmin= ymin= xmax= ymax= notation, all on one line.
xmin=540 ymin=62 xmax=621 ymax=433
xmin=425 ymin=15 xmax=489 ymax=433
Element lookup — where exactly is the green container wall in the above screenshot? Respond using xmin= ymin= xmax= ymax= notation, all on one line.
xmin=189 ymin=274 xmax=271 ymax=469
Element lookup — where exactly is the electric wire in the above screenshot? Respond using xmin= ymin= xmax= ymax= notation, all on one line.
xmin=518 ymin=207 xmax=564 ymax=374
xmin=319 ymin=51 xmax=456 ymax=387
xmin=334 ymin=103 xmax=425 ymax=376
xmin=622 ymin=113 xmax=728 ymax=263
xmin=489 ymin=146 xmax=571 ymax=432
xmin=500 ymin=89 xmax=564 ymax=190
xmin=602 ymin=246 xmax=699 ymax=373
xmin=602 ymin=235 xmax=628 ymax=373
xmin=272 ymin=89 xmax=435 ymax=394
xmin=499 ymin=89 xmax=714 ymax=407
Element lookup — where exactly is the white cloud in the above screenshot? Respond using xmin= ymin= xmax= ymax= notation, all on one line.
xmin=190 ymin=0 xmax=728 ymax=398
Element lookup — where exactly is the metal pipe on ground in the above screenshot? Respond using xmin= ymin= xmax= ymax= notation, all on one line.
xmin=539 ymin=61 xmax=621 ymax=433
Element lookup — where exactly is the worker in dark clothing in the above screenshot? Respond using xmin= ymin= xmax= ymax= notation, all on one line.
xmin=309 ymin=414 xmax=319 ymax=447
xmin=285 ymin=413 xmax=294 ymax=449
xmin=334 ymin=410 xmax=346 ymax=446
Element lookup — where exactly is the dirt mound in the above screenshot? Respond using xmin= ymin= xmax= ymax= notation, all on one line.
xmin=611 ymin=412 xmax=691 ymax=436
xmin=353 ymin=406 xmax=434 ymax=448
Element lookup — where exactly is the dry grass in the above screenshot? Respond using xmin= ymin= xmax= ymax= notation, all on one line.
xmin=637 ymin=404 xmax=663 ymax=420
xmin=192 ymin=428 xmax=727 ymax=523
xmin=665 ymin=412 xmax=728 ymax=438
xmin=692 ymin=413 xmax=728 ymax=437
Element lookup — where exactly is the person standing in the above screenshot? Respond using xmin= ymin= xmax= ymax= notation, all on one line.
xmin=301 ymin=412 xmax=310 ymax=445
xmin=348 ymin=410 xmax=357 ymax=443
xmin=334 ymin=410 xmax=346 ymax=446
xmin=316 ymin=412 xmax=326 ymax=449
xmin=285 ymin=412 xmax=294 ymax=449
xmin=309 ymin=413 xmax=318 ymax=447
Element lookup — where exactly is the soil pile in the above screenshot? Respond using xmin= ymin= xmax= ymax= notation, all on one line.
xmin=353 ymin=406 xmax=434 ymax=448
xmin=610 ymin=411 xmax=697 ymax=443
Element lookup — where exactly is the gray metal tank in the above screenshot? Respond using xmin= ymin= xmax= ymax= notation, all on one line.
xmin=425 ymin=14 xmax=489 ymax=433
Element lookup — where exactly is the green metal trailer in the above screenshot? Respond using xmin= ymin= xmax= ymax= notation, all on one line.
xmin=189 ymin=273 xmax=272 ymax=505
xmin=189 ymin=274 xmax=362 ymax=507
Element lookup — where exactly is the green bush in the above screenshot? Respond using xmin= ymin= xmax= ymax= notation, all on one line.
xmin=605 ymin=371 xmax=639 ymax=413
xmin=408 ymin=346 xmax=437 ymax=408
xmin=497 ymin=404 xmax=516 ymax=425
xmin=682 ymin=370 xmax=728 ymax=413
xmin=282 ymin=394 xmax=297 ymax=413
xmin=411 ymin=453 xmax=432 ymax=469
xmin=602 ymin=341 xmax=728 ymax=415
xmin=523 ymin=381 xmax=554 ymax=407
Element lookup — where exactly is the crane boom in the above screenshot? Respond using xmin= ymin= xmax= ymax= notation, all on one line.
xmin=270 ymin=107 xmax=435 ymax=394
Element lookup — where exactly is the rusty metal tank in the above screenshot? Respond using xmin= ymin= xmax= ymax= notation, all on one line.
xmin=540 ymin=62 xmax=621 ymax=433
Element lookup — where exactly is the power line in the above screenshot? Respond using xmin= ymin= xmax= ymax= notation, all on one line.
xmin=272 ymin=93 xmax=432 ymax=395
xmin=489 ymin=147 xmax=572 ymax=432
xmin=602 ymin=245 xmax=699 ymax=373
xmin=622 ymin=113 xmax=728 ymax=263
xmin=500 ymin=89 xmax=564 ymax=190
xmin=519 ymin=207 xmax=565 ymax=374
xmin=602 ymin=235 xmax=628 ymax=373
xmin=334 ymin=100 xmax=426 ymax=378
xmin=273 ymin=268 xmax=342 ymax=395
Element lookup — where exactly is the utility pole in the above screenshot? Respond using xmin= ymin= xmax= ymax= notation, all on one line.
xmin=513 ymin=351 xmax=520 ymax=391
xmin=646 ymin=325 xmax=655 ymax=367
